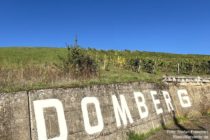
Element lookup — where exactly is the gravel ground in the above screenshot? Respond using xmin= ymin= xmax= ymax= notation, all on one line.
xmin=147 ymin=115 xmax=210 ymax=140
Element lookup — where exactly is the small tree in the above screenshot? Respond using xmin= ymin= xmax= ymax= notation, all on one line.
xmin=58 ymin=45 xmax=98 ymax=79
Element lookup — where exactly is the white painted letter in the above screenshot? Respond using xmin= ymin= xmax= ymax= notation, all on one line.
xmin=133 ymin=92 xmax=149 ymax=119
xmin=162 ymin=91 xmax=174 ymax=112
xmin=150 ymin=91 xmax=163 ymax=115
xmin=81 ymin=97 xmax=104 ymax=135
xmin=177 ymin=89 xmax=192 ymax=108
xmin=112 ymin=95 xmax=133 ymax=127
xmin=33 ymin=99 xmax=67 ymax=140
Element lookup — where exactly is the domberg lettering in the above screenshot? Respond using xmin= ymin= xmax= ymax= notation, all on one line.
xmin=33 ymin=89 xmax=191 ymax=140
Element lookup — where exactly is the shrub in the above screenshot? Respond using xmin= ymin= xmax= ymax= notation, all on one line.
xmin=142 ymin=59 xmax=155 ymax=74
xmin=126 ymin=58 xmax=141 ymax=72
xmin=58 ymin=45 xmax=98 ymax=79
xmin=179 ymin=61 xmax=193 ymax=74
xmin=207 ymin=60 xmax=210 ymax=74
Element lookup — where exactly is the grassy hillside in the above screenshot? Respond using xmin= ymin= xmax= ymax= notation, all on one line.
xmin=0 ymin=47 xmax=210 ymax=93
xmin=0 ymin=47 xmax=66 ymax=66
xmin=1 ymin=47 xmax=210 ymax=66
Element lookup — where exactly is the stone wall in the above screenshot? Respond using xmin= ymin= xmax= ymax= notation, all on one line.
xmin=168 ymin=83 xmax=210 ymax=116
xmin=0 ymin=92 xmax=31 ymax=140
xmin=0 ymin=82 xmax=210 ymax=140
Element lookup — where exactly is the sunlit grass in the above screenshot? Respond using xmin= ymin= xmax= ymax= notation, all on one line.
xmin=0 ymin=47 xmax=209 ymax=93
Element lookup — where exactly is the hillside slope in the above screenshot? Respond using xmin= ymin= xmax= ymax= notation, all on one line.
xmin=0 ymin=47 xmax=210 ymax=92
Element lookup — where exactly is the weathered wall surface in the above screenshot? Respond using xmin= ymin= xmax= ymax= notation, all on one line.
xmin=169 ymin=83 xmax=210 ymax=116
xmin=29 ymin=83 xmax=172 ymax=140
xmin=0 ymin=82 xmax=210 ymax=140
xmin=0 ymin=92 xmax=31 ymax=140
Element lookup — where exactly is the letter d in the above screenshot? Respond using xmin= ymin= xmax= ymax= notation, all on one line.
xmin=33 ymin=99 xmax=67 ymax=140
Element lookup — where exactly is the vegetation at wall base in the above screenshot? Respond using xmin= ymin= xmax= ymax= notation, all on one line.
xmin=0 ymin=46 xmax=210 ymax=93
xmin=128 ymin=127 xmax=162 ymax=140
xmin=127 ymin=113 xmax=210 ymax=140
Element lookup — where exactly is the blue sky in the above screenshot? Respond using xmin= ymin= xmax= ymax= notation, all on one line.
xmin=0 ymin=0 xmax=210 ymax=54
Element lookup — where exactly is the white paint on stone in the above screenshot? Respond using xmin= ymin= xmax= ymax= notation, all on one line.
xmin=112 ymin=95 xmax=134 ymax=127
xmin=150 ymin=91 xmax=163 ymax=115
xmin=133 ymin=92 xmax=149 ymax=119
xmin=31 ymin=88 xmax=195 ymax=140
xmin=81 ymin=97 xmax=104 ymax=135
xmin=33 ymin=99 xmax=67 ymax=140
xmin=177 ymin=89 xmax=192 ymax=108
xmin=162 ymin=91 xmax=174 ymax=112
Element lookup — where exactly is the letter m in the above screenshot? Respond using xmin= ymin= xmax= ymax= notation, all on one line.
xmin=112 ymin=95 xmax=133 ymax=127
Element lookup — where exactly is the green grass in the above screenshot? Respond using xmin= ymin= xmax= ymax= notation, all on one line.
xmin=0 ymin=47 xmax=210 ymax=93
xmin=0 ymin=67 xmax=162 ymax=93
xmin=1 ymin=47 xmax=210 ymax=67
xmin=128 ymin=127 xmax=162 ymax=140
xmin=0 ymin=47 xmax=66 ymax=67
xmin=205 ymin=109 xmax=210 ymax=116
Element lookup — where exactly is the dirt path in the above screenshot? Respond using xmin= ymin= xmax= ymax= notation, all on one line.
xmin=147 ymin=116 xmax=210 ymax=140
